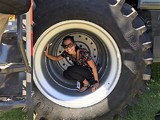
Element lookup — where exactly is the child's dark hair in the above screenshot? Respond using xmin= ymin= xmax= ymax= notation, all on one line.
xmin=61 ymin=35 xmax=79 ymax=51
xmin=62 ymin=36 xmax=74 ymax=46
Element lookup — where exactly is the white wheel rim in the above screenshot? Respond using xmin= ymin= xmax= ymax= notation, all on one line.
xmin=33 ymin=20 xmax=122 ymax=108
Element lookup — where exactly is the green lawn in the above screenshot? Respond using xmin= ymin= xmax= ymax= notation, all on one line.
xmin=117 ymin=63 xmax=160 ymax=120
xmin=0 ymin=108 xmax=27 ymax=120
xmin=0 ymin=63 xmax=160 ymax=120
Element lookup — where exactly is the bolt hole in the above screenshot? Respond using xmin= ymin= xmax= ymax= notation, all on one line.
xmin=94 ymin=49 xmax=96 ymax=51
xmin=63 ymin=63 xmax=65 ymax=66
xmin=94 ymin=56 xmax=96 ymax=58
xmin=80 ymin=45 xmax=82 ymax=48
xmin=85 ymin=38 xmax=88 ymax=40
xmin=59 ymin=51 xmax=62 ymax=53
xmin=79 ymin=35 xmax=81 ymax=38
xmin=91 ymin=42 xmax=93 ymax=45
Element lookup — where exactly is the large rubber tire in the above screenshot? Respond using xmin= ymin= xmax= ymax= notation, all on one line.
xmin=33 ymin=0 xmax=147 ymax=119
xmin=0 ymin=0 xmax=31 ymax=15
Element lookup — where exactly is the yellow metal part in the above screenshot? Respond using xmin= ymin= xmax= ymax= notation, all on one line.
xmin=9 ymin=15 xmax=15 ymax=21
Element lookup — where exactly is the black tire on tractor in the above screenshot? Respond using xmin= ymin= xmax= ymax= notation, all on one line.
xmin=33 ymin=0 xmax=150 ymax=119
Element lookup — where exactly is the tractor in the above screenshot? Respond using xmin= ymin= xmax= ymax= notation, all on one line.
xmin=0 ymin=0 xmax=160 ymax=119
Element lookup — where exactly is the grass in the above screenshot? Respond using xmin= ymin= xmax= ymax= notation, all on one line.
xmin=0 ymin=108 xmax=27 ymax=120
xmin=117 ymin=63 xmax=160 ymax=120
xmin=0 ymin=63 xmax=160 ymax=120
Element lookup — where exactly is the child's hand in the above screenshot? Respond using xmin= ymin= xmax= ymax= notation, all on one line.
xmin=44 ymin=44 xmax=50 ymax=55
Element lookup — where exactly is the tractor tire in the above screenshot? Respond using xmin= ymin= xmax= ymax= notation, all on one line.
xmin=33 ymin=0 xmax=151 ymax=119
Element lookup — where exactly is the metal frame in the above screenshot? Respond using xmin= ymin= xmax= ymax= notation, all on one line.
xmin=0 ymin=100 xmax=26 ymax=111
xmin=25 ymin=2 xmax=33 ymax=118
xmin=17 ymin=12 xmax=33 ymax=119
xmin=139 ymin=0 xmax=160 ymax=9
xmin=152 ymin=11 xmax=160 ymax=62
xmin=0 ymin=1 xmax=33 ymax=120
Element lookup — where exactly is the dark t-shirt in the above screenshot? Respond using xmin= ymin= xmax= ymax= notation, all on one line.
xmin=61 ymin=48 xmax=92 ymax=68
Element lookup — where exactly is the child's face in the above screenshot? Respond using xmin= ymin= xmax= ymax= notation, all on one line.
xmin=63 ymin=39 xmax=76 ymax=54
